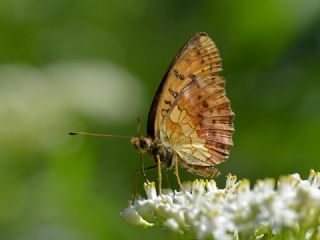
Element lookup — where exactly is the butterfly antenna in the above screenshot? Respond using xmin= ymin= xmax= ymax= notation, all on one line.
xmin=136 ymin=117 xmax=142 ymax=136
xmin=68 ymin=131 xmax=132 ymax=139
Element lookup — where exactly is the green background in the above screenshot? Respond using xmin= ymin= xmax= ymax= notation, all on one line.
xmin=0 ymin=0 xmax=319 ymax=239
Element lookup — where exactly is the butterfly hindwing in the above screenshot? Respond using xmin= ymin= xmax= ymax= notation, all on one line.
xmin=163 ymin=75 xmax=234 ymax=167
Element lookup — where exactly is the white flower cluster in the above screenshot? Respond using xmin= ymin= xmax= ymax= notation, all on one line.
xmin=121 ymin=170 xmax=320 ymax=240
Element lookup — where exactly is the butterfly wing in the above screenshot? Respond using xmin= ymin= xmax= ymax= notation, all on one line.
xmin=163 ymin=75 xmax=234 ymax=167
xmin=147 ymin=32 xmax=234 ymax=175
xmin=147 ymin=32 xmax=222 ymax=137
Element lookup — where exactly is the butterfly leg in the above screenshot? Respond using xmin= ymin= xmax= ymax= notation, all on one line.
xmin=132 ymin=169 xmax=139 ymax=202
xmin=174 ymin=154 xmax=185 ymax=191
xmin=140 ymin=153 xmax=149 ymax=183
xmin=156 ymin=154 xmax=162 ymax=195
xmin=132 ymin=165 xmax=157 ymax=203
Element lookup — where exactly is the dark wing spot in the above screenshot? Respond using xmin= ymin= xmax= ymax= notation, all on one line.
xmin=164 ymin=100 xmax=171 ymax=105
xmin=215 ymin=142 xmax=229 ymax=150
xmin=202 ymin=100 xmax=209 ymax=108
xmin=169 ymin=88 xmax=179 ymax=98
xmin=197 ymin=95 xmax=202 ymax=100
xmin=197 ymin=113 xmax=204 ymax=120
xmin=173 ymin=69 xmax=185 ymax=80
xmin=189 ymin=74 xmax=196 ymax=81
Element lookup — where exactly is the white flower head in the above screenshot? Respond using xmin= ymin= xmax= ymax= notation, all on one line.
xmin=121 ymin=169 xmax=320 ymax=239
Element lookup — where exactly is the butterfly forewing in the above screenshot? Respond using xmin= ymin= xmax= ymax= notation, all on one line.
xmin=147 ymin=32 xmax=234 ymax=177
xmin=147 ymin=32 xmax=222 ymax=137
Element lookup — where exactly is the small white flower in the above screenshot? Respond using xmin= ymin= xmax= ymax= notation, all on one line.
xmin=144 ymin=182 xmax=157 ymax=200
xmin=206 ymin=179 xmax=217 ymax=192
xmin=121 ymin=169 xmax=320 ymax=239
xmin=308 ymin=169 xmax=320 ymax=188
xmin=163 ymin=218 xmax=182 ymax=234
xmin=120 ymin=206 xmax=153 ymax=227
xmin=192 ymin=179 xmax=206 ymax=194
xmin=226 ymin=173 xmax=238 ymax=191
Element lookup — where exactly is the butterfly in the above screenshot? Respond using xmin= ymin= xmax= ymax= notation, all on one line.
xmin=131 ymin=32 xmax=234 ymax=192
xmin=70 ymin=32 xmax=234 ymax=193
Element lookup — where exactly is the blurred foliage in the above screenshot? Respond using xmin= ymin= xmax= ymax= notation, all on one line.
xmin=0 ymin=0 xmax=319 ymax=239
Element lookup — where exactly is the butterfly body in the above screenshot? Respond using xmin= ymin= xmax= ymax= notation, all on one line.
xmin=132 ymin=32 xmax=234 ymax=180
xmin=131 ymin=136 xmax=174 ymax=169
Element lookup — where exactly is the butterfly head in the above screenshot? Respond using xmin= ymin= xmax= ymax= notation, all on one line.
xmin=131 ymin=136 xmax=153 ymax=154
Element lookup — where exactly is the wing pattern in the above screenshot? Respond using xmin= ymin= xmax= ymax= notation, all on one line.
xmin=148 ymin=32 xmax=234 ymax=177
xmin=147 ymin=32 xmax=222 ymax=137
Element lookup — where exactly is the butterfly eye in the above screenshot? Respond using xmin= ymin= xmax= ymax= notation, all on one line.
xmin=139 ymin=139 xmax=147 ymax=149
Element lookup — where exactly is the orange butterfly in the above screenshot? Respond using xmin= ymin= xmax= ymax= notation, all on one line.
xmin=71 ymin=32 xmax=234 ymax=193
xmin=131 ymin=32 xmax=234 ymax=192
